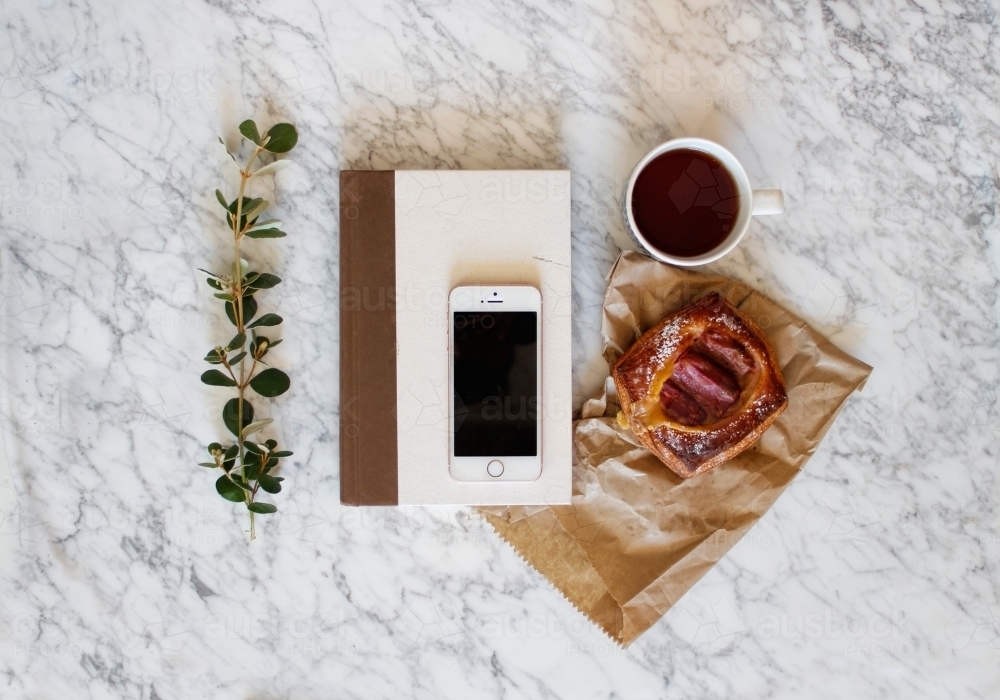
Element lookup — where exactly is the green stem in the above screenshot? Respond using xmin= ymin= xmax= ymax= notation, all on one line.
xmin=232 ymin=145 xmax=263 ymax=540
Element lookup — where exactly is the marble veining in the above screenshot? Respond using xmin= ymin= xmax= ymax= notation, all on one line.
xmin=0 ymin=0 xmax=998 ymax=697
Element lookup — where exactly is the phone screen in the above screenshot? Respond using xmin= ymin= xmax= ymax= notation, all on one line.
xmin=453 ymin=311 xmax=538 ymax=457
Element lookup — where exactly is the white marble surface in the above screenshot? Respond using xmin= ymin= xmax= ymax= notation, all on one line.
xmin=0 ymin=0 xmax=998 ymax=697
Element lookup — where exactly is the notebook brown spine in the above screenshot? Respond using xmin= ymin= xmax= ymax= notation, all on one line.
xmin=339 ymin=170 xmax=399 ymax=505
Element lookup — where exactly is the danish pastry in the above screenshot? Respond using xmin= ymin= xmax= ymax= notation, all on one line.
xmin=611 ymin=292 xmax=787 ymax=478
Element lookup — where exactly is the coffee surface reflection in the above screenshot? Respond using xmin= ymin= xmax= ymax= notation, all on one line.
xmin=630 ymin=148 xmax=739 ymax=258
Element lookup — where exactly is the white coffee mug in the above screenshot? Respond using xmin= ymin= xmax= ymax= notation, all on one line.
xmin=621 ymin=137 xmax=784 ymax=266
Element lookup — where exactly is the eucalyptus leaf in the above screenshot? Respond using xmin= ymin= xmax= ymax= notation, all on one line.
xmin=198 ymin=462 xmax=218 ymax=469
xmin=247 ymin=218 xmax=282 ymax=232
xmin=218 ymin=136 xmax=238 ymax=163
xmin=227 ymin=351 xmax=247 ymax=366
xmin=239 ymin=119 xmax=262 ymax=145
xmin=206 ymin=277 xmax=223 ymax=290
xmin=231 ymin=258 xmax=251 ymax=280
xmin=226 ymin=197 xmax=264 ymax=231
xmin=216 ymin=476 xmax=246 ymax=503
xmin=227 ymin=197 xmax=249 ymax=215
xmin=215 ymin=189 xmax=228 ymax=209
xmin=243 ymin=440 xmax=264 ymax=455
xmin=245 ymin=228 xmax=286 ymax=239
xmin=271 ymin=450 xmax=293 ymax=458
xmin=252 ymin=160 xmax=292 ymax=178
xmin=214 ymin=292 xmax=235 ymax=301
xmin=225 ymin=295 xmax=257 ymax=326
xmin=248 ymin=502 xmax=277 ymax=514
xmin=227 ymin=333 xmax=246 ymax=351
xmin=244 ymin=295 xmax=260 ymax=322
xmin=257 ymin=473 xmax=282 ymax=494
xmin=249 ymin=368 xmax=290 ymax=397
xmin=224 ymin=444 xmax=239 ymax=460
xmin=242 ymin=418 xmax=273 ymax=436
xmin=247 ymin=313 xmax=282 ymax=329
xmin=222 ymin=398 xmax=254 ymax=437
xmin=264 ymin=123 xmax=298 ymax=153
xmin=198 ymin=268 xmax=222 ymax=279
xmin=201 ymin=369 xmax=236 ymax=387
xmin=247 ymin=273 xmax=281 ymax=290
xmin=242 ymin=200 xmax=269 ymax=222
xmin=264 ymin=124 xmax=299 ymax=153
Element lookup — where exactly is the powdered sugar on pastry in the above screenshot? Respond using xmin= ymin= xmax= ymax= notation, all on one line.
xmin=610 ymin=292 xmax=788 ymax=478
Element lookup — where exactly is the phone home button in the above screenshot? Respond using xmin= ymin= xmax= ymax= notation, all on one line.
xmin=487 ymin=460 xmax=504 ymax=478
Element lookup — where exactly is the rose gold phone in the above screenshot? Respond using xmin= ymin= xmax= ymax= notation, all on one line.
xmin=448 ymin=285 xmax=541 ymax=482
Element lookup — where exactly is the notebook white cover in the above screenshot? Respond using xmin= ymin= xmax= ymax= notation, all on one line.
xmin=393 ymin=170 xmax=572 ymax=505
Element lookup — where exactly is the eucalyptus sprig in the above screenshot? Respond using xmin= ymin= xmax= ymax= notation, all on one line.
xmin=198 ymin=119 xmax=298 ymax=540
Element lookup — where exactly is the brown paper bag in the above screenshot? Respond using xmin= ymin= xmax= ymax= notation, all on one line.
xmin=479 ymin=251 xmax=872 ymax=646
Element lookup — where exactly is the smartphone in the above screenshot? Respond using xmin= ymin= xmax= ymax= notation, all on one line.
xmin=449 ymin=285 xmax=542 ymax=482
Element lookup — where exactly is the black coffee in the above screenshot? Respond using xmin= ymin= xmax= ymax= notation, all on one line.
xmin=631 ymin=148 xmax=739 ymax=257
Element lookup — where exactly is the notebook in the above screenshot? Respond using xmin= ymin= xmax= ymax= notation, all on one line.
xmin=339 ymin=169 xmax=572 ymax=505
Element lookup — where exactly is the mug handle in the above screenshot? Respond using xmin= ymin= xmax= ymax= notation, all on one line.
xmin=751 ymin=189 xmax=784 ymax=216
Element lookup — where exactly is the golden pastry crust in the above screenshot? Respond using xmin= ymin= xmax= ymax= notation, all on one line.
xmin=611 ymin=292 xmax=787 ymax=478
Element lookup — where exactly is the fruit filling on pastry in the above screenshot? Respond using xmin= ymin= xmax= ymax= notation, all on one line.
xmin=611 ymin=291 xmax=788 ymax=478
xmin=693 ymin=328 xmax=755 ymax=378
xmin=658 ymin=379 xmax=708 ymax=425
xmin=658 ymin=339 xmax=747 ymax=426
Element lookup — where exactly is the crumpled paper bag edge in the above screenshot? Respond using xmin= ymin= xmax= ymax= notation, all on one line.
xmin=478 ymin=250 xmax=874 ymax=647
xmin=475 ymin=510 xmax=629 ymax=645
